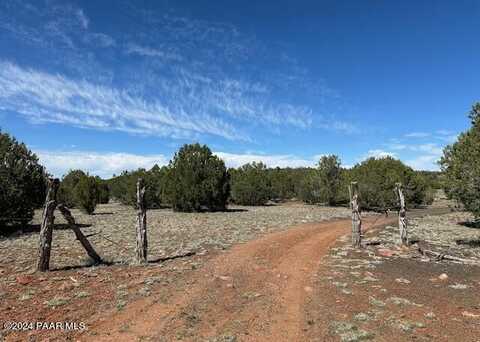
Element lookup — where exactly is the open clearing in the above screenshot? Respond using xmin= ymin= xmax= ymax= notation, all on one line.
xmin=1 ymin=203 xmax=480 ymax=341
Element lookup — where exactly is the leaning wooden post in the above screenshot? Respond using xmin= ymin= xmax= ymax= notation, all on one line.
xmin=37 ymin=178 xmax=60 ymax=272
xmin=395 ymin=183 xmax=408 ymax=246
xmin=135 ymin=178 xmax=148 ymax=264
xmin=57 ymin=204 xmax=103 ymax=264
xmin=349 ymin=182 xmax=362 ymax=248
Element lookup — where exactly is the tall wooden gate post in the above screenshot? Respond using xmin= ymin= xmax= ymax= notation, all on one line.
xmin=37 ymin=178 xmax=60 ymax=272
xmin=395 ymin=183 xmax=408 ymax=246
xmin=349 ymin=182 xmax=362 ymax=248
xmin=135 ymin=178 xmax=148 ymax=264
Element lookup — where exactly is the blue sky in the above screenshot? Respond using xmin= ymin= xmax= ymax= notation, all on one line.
xmin=0 ymin=0 xmax=477 ymax=178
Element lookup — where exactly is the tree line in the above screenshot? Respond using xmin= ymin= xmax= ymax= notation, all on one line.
xmin=4 ymin=99 xmax=480 ymax=234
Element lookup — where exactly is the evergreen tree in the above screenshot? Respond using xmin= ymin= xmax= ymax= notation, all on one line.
xmin=58 ymin=170 xmax=87 ymax=207
xmin=317 ymin=155 xmax=343 ymax=205
xmin=167 ymin=143 xmax=229 ymax=212
xmin=231 ymin=162 xmax=271 ymax=205
xmin=440 ymin=103 xmax=480 ymax=218
xmin=349 ymin=156 xmax=430 ymax=210
xmin=0 ymin=131 xmax=47 ymax=228
xmin=75 ymin=174 xmax=98 ymax=214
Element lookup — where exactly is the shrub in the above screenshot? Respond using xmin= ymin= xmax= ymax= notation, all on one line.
xmin=95 ymin=177 xmax=110 ymax=204
xmin=230 ymin=162 xmax=271 ymax=205
xmin=440 ymin=103 xmax=480 ymax=218
xmin=58 ymin=170 xmax=87 ymax=207
xmin=268 ymin=167 xmax=301 ymax=200
xmin=74 ymin=175 xmax=98 ymax=214
xmin=108 ymin=165 xmax=168 ymax=208
xmin=317 ymin=155 xmax=344 ymax=205
xmin=166 ymin=143 xmax=229 ymax=212
xmin=297 ymin=168 xmax=322 ymax=204
xmin=0 ymin=131 xmax=47 ymax=228
xmin=297 ymin=156 xmax=348 ymax=206
xmin=348 ymin=156 xmax=430 ymax=210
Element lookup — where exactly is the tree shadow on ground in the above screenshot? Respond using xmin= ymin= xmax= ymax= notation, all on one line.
xmin=51 ymin=252 xmax=196 ymax=271
xmin=225 ymin=208 xmax=248 ymax=212
xmin=0 ymin=223 xmax=92 ymax=238
xmin=51 ymin=259 xmax=115 ymax=271
xmin=456 ymin=238 xmax=480 ymax=247
xmin=459 ymin=220 xmax=480 ymax=229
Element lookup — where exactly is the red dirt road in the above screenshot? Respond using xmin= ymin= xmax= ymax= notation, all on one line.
xmin=82 ymin=215 xmax=394 ymax=341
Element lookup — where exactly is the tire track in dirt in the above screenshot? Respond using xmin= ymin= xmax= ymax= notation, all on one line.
xmin=81 ymin=215 xmax=396 ymax=341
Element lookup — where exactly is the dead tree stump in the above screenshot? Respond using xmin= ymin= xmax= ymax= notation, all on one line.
xmin=57 ymin=204 xmax=102 ymax=264
xmin=349 ymin=182 xmax=362 ymax=248
xmin=395 ymin=183 xmax=408 ymax=246
xmin=135 ymin=178 xmax=148 ymax=264
xmin=37 ymin=178 xmax=60 ymax=272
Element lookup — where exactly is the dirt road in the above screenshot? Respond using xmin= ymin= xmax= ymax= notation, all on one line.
xmin=82 ymin=215 xmax=395 ymax=341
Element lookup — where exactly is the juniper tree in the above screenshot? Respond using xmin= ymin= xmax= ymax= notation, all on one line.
xmin=0 ymin=131 xmax=46 ymax=229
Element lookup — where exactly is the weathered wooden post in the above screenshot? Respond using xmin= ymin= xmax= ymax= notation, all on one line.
xmin=395 ymin=182 xmax=408 ymax=246
xmin=37 ymin=178 xmax=60 ymax=272
xmin=349 ymin=182 xmax=362 ymax=248
xmin=57 ymin=204 xmax=102 ymax=264
xmin=135 ymin=178 xmax=148 ymax=264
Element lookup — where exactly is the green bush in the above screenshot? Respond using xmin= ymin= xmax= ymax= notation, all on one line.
xmin=268 ymin=167 xmax=298 ymax=200
xmin=58 ymin=170 xmax=87 ymax=207
xmin=108 ymin=165 xmax=168 ymax=208
xmin=297 ymin=168 xmax=322 ymax=204
xmin=297 ymin=155 xmax=348 ymax=206
xmin=74 ymin=174 xmax=98 ymax=214
xmin=348 ymin=157 xmax=430 ymax=210
xmin=95 ymin=177 xmax=110 ymax=204
xmin=230 ymin=162 xmax=271 ymax=205
xmin=317 ymin=155 xmax=345 ymax=205
xmin=0 ymin=131 xmax=47 ymax=228
xmin=440 ymin=103 xmax=480 ymax=218
xmin=167 ymin=143 xmax=229 ymax=212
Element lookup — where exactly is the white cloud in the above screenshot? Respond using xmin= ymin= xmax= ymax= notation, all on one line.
xmin=404 ymin=143 xmax=443 ymax=171
xmin=388 ymin=143 xmax=408 ymax=150
xmin=125 ymin=43 xmax=182 ymax=61
xmin=381 ymin=138 xmax=447 ymax=171
xmin=436 ymin=129 xmax=453 ymax=136
xmin=437 ymin=134 xmax=458 ymax=144
xmin=413 ymin=143 xmax=443 ymax=155
xmin=364 ymin=149 xmax=397 ymax=159
xmin=86 ymin=33 xmax=116 ymax=47
xmin=76 ymin=9 xmax=89 ymax=30
xmin=36 ymin=150 xmax=168 ymax=179
xmin=0 ymin=61 xmax=244 ymax=141
xmin=214 ymin=152 xmax=315 ymax=168
xmin=405 ymin=155 xmax=440 ymax=171
xmin=318 ymin=120 xmax=359 ymax=134
xmin=404 ymin=132 xmax=431 ymax=138
xmin=35 ymin=149 xmax=319 ymax=178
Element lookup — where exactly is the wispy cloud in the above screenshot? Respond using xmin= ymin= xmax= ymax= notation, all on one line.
xmin=0 ymin=1 xmax=360 ymax=142
xmin=0 ymin=61 xmax=243 ymax=140
xmin=36 ymin=150 xmax=168 ymax=179
xmin=364 ymin=149 xmax=398 ymax=159
xmin=125 ymin=43 xmax=182 ymax=61
xmin=404 ymin=132 xmax=431 ymax=138
xmin=215 ymin=152 xmax=315 ymax=168
xmin=318 ymin=120 xmax=359 ymax=134
xmin=36 ymin=149 xmax=319 ymax=178
xmin=405 ymin=155 xmax=439 ymax=171
xmin=85 ymin=33 xmax=116 ymax=48
xmin=76 ymin=9 xmax=89 ymax=30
